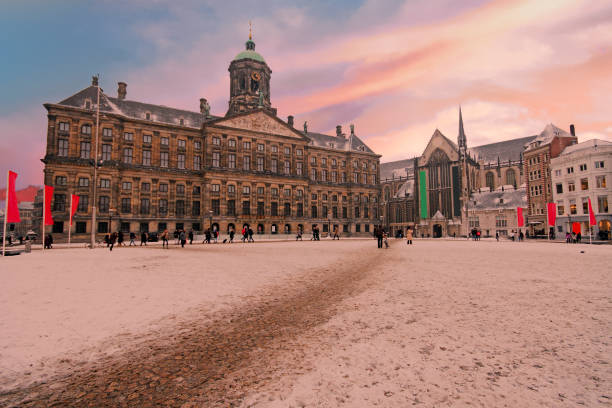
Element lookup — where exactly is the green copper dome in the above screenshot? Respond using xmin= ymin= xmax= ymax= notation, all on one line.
xmin=233 ymin=38 xmax=266 ymax=63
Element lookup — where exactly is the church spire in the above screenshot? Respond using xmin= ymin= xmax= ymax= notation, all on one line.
xmin=458 ymin=106 xmax=467 ymax=152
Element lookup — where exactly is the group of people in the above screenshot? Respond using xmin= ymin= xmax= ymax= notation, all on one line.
xmin=241 ymin=226 xmax=254 ymax=242
xmin=565 ymin=231 xmax=582 ymax=243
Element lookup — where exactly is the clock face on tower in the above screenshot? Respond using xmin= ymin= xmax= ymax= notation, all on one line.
xmin=251 ymin=71 xmax=261 ymax=81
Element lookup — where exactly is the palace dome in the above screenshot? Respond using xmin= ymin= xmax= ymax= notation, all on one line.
xmin=233 ymin=39 xmax=265 ymax=63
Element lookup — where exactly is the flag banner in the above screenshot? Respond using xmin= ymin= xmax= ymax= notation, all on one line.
xmin=44 ymin=185 xmax=54 ymax=226
xmin=588 ymin=198 xmax=596 ymax=226
xmin=6 ymin=171 xmax=21 ymax=223
xmin=572 ymin=222 xmax=581 ymax=235
xmin=70 ymin=195 xmax=79 ymax=226
xmin=547 ymin=203 xmax=556 ymax=226
xmin=517 ymin=207 xmax=524 ymax=227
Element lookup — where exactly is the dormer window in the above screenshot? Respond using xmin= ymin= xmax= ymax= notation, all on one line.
xmin=145 ymin=112 xmax=151 ymax=120
xmin=84 ymin=99 xmax=92 ymax=110
xmin=179 ymin=118 xmax=184 ymax=126
xmin=329 ymin=143 xmax=335 ymax=148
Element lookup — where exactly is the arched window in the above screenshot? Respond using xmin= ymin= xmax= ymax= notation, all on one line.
xmin=284 ymin=224 xmax=291 ymax=234
xmin=227 ymin=223 xmax=235 ymax=234
xmin=486 ymin=172 xmax=495 ymax=190
xmin=257 ymin=223 xmax=264 ymax=234
xmin=271 ymin=224 xmax=278 ymax=234
xmin=506 ymin=169 xmax=516 ymax=188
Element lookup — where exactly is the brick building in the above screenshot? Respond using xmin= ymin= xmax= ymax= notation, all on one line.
xmin=41 ymin=36 xmax=380 ymax=240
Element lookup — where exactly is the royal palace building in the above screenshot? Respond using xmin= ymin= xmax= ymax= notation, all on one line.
xmin=42 ymin=36 xmax=381 ymax=240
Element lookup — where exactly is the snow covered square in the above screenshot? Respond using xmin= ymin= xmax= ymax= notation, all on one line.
xmin=0 ymin=239 xmax=610 ymax=407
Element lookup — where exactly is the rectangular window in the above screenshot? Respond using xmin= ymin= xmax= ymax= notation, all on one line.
xmin=242 ymin=200 xmax=250 ymax=215
xmin=569 ymin=199 xmax=577 ymax=214
xmin=296 ymin=162 xmax=303 ymax=176
xmin=53 ymin=194 xmax=66 ymax=211
xmin=227 ymin=200 xmax=236 ymax=216
xmin=81 ymin=124 xmax=92 ymax=135
xmin=192 ymin=201 xmax=200 ymax=216
xmin=143 ymin=134 xmax=152 ymax=144
xmin=243 ymin=141 xmax=251 ymax=150
xmin=178 ymin=154 xmax=185 ymax=169
xmin=581 ymin=178 xmax=589 ymax=190
xmin=271 ymin=159 xmax=277 ymax=173
xmin=121 ymin=198 xmax=131 ymax=213
xmin=596 ymin=175 xmax=606 ymax=188
xmin=178 ymin=139 xmax=186 ymax=149
xmin=311 ymin=168 xmax=316 ymax=181
xmin=321 ymin=170 xmax=327 ymax=182
xmin=194 ymin=141 xmax=201 ymax=150
xmin=296 ymin=149 xmax=303 ymax=156
xmin=243 ymin=185 xmax=251 ymax=195
xmin=124 ymin=132 xmax=133 ymax=141
xmin=257 ymin=201 xmax=265 ymax=216
xmin=243 ymin=155 xmax=250 ymax=171
xmin=582 ymin=197 xmax=589 ymax=214
xmin=228 ymin=153 xmax=236 ymax=169
xmin=58 ymin=139 xmax=69 ymax=156
xmin=122 ymin=181 xmax=131 ymax=190
xmin=354 ymin=207 xmax=360 ymax=218
xmin=557 ymin=200 xmax=564 ymax=215
xmin=228 ymin=139 xmax=236 ymax=148
xmin=598 ymin=195 xmax=609 ymax=213
xmin=284 ymin=146 xmax=290 ymax=155
xmin=142 ymin=150 xmax=151 ymax=166
xmin=311 ymin=157 xmax=317 ymax=165
xmin=176 ymin=184 xmax=185 ymax=195
xmin=568 ymin=182 xmax=575 ymax=192
xmin=211 ymin=184 xmax=220 ymax=193
xmin=141 ymin=182 xmax=150 ymax=192
xmin=194 ymin=155 xmax=201 ymax=170
xmin=159 ymin=183 xmax=168 ymax=192
xmin=58 ymin=121 xmax=70 ymax=133
xmin=161 ymin=137 xmax=169 ymax=146
xmin=567 ymin=167 xmax=574 ymax=174
xmin=322 ymin=158 xmax=327 ymax=166
xmin=101 ymin=127 xmax=112 ymax=138
xmin=228 ymin=185 xmax=236 ymax=194
xmin=193 ymin=186 xmax=200 ymax=195
xmin=297 ymin=203 xmax=303 ymax=217
xmin=76 ymin=221 xmax=87 ymax=233
xmin=257 ymin=187 xmax=264 ymax=195
xmin=595 ymin=161 xmax=605 ymax=169
xmin=123 ymin=147 xmax=133 ymax=164
xmin=80 ymin=141 xmax=91 ymax=159
xmin=271 ymin=188 xmax=278 ymax=197
xmin=99 ymin=179 xmax=110 ymax=189
xmin=78 ymin=177 xmax=89 ymax=187
xmin=99 ymin=196 xmax=110 ymax=213
xmin=176 ymin=200 xmax=185 ymax=216
xmin=271 ymin=202 xmax=278 ymax=216
xmin=284 ymin=188 xmax=291 ymax=197
xmin=554 ymin=169 xmax=561 ymax=177
xmin=159 ymin=199 xmax=168 ymax=215
xmin=284 ymin=203 xmax=291 ymax=216
xmin=257 ymin=156 xmax=264 ymax=171
xmin=101 ymin=144 xmax=112 ymax=161
xmin=284 ymin=160 xmax=290 ymax=175
xmin=211 ymin=199 xmax=220 ymax=216
xmin=353 ymin=172 xmax=359 ymax=183
xmin=212 ymin=152 xmax=220 ymax=167
xmin=160 ymin=152 xmax=169 ymax=167
xmin=257 ymin=143 xmax=265 ymax=152
xmin=77 ymin=195 xmax=88 ymax=212
xmin=55 ymin=176 xmax=67 ymax=185
xmin=341 ymin=173 xmax=346 ymax=183
xmin=332 ymin=206 xmax=338 ymax=218
xmin=271 ymin=145 xmax=278 ymax=153
xmin=212 ymin=137 xmax=220 ymax=146
xmin=579 ymin=163 xmax=587 ymax=171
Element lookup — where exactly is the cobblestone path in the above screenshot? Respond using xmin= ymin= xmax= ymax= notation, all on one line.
xmin=0 ymin=247 xmax=380 ymax=407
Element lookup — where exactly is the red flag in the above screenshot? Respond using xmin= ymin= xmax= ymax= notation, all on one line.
xmin=44 ymin=185 xmax=54 ymax=226
xmin=70 ymin=194 xmax=79 ymax=226
xmin=572 ymin=222 xmax=581 ymax=235
xmin=517 ymin=207 xmax=524 ymax=227
xmin=588 ymin=198 xmax=596 ymax=226
xmin=547 ymin=203 xmax=556 ymax=226
xmin=5 ymin=171 xmax=21 ymax=223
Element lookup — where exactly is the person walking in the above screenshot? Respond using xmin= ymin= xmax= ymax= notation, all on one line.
xmin=140 ymin=231 xmax=148 ymax=246
xmin=173 ymin=229 xmax=179 ymax=245
xmin=161 ymin=229 xmax=169 ymax=248
xmin=333 ymin=226 xmax=340 ymax=240
xmin=229 ymin=228 xmax=235 ymax=243
xmin=406 ymin=227 xmax=413 ymax=245
xmin=476 ymin=230 xmax=481 ymax=241
xmin=188 ymin=230 xmax=194 ymax=245
xmin=129 ymin=232 xmax=136 ymax=246
xmin=118 ymin=231 xmax=124 ymax=247
xmin=519 ymin=230 xmax=524 ymax=242
xmin=44 ymin=234 xmax=53 ymax=249
xmin=248 ymin=227 xmax=254 ymax=242
xmin=565 ymin=231 xmax=571 ymax=243
xmin=495 ymin=231 xmax=499 ymax=242
xmin=108 ymin=231 xmax=117 ymax=251
xmin=179 ymin=230 xmax=186 ymax=248
xmin=296 ymin=227 xmax=303 ymax=241
xmin=375 ymin=226 xmax=383 ymax=248
xmin=241 ymin=226 xmax=247 ymax=242
xmin=204 ymin=228 xmax=211 ymax=244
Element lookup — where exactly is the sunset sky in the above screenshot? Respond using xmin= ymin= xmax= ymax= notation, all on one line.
xmin=1 ymin=0 xmax=611 ymax=188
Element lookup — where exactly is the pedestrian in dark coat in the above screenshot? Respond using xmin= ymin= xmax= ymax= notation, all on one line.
xmin=188 ymin=230 xmax=194 ymax=245
xmin=109 ymin=232 xmax=117 ymax=251
xmin=248 ymin=227 xmax=254 ymax=242
xmin=229 ymin=229 xmax=235 ymax=243
xmin=44 ymin=234 xmax=53 ymax=249
xmin=204 ymin=228 xmax=211 ymax=244
xmin=375 ymin=226 xmax=383 ymax=248
xmin=129 ymin=232 xmax=136 ymax=246
xmin=118 ymin=231 xmax=124 ymax=247
xmin=140 ymin=231 xmax=148 ymax=246
xmin=179 ymin=230 xmax=186 ymax=248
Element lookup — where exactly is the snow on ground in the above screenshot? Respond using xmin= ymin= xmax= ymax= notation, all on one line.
xmin=1 ymin=239 xmax=610 ymax=406
xmin=0 ymin=240 xmax=361 ymax=390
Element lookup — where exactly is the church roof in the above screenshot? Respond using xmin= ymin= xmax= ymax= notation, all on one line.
xmin=380 ymin=158 xmax=415 ymax=180
xmin=524 ymin=123 xmax=573 ymax=152
xmin=469 ymin=135 xmax=536 ymax=164
xmin=53 ymin=85 xmax=219 ymax=128
xmin=300 ymin=131 xmax=376 ymax=154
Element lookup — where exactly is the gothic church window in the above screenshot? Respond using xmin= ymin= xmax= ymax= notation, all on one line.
xmin=486 ymin=172 xmax=495 ymax=190
xmin=506 ymin=169 xmax=516 ymax=188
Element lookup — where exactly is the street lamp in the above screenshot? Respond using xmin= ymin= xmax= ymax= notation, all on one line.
xmin=327 ymin=209 xmax=331 ymax=238
xmin=109 ymin=208 xmax=116 ymax=233
xmin=208 ymin=210 xmax=213 ymax=232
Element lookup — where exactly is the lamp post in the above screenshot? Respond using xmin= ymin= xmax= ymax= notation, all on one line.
xmin=327 ymin=209 xmax=331 ymax=238
xmin=109 ymin=208 xmax=115 ymax=233
xmin=208 ymin=210 xmax=213 ymax=232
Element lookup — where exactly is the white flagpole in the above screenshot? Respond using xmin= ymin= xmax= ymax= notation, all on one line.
xmin=68 ymin=194 xmax=72 ymax=247
xmin=2 ymin=171 xmax=8 ymax=257
xmin=42 ymin=186 xmax=45 ymax=252
xmin=546 ymin=204 xmax=550 ymax=240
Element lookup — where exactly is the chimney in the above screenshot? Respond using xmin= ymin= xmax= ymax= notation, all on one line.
xmin=117 ymin=82 xmax=127 ymax=100
xmin=570 ymin=124 xmax=575 ymax=137
xmin=336 ymin=125 xmax=342 ymax=137
xmin=287 ymin=115 xmax=294 ymax=127
xmin=91 ymin=75 xmax=99 ymax=86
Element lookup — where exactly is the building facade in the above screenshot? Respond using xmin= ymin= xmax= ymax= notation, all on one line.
xmin=381 ymin=109 xmax=530 ymax=238
xmin=522 ymin=124 xmax=577 ymax=236
xmin=41 ymin=37 xmax=380 ymax=240
xmin=551 ymin=139 xmax=611 ymax=240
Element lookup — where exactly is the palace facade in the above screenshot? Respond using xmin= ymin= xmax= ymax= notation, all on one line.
xmin=42 ymin=36 xmax=381 ymax=240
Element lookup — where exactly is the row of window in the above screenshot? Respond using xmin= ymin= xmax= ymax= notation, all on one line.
xmin=554 ymin=161 xmax=605 ymax=177
xmin=555 ymin=176 xmax=606 ymax=194
xmin=557 ymin=196 xmax=609 ymax=215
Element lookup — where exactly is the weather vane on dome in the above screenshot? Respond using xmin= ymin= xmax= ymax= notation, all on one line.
xmin=249 ymin=20 xmax=252 ymax=40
